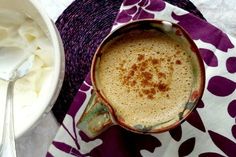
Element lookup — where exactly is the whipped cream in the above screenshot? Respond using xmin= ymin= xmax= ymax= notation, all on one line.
xmin=0 ymin=9 xmax=53 ymax=138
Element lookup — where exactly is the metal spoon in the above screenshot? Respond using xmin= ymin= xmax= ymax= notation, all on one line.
xmin=0 ymin=47 xmax=34 ymax=157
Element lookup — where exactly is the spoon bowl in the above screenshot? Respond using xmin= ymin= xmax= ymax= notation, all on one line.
xmin=0 ymin=49 xmax=34 ymax=81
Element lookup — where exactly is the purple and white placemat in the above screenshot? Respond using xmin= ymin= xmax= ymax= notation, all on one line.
xmin=48 ymin=0 xmax=236 ymax=156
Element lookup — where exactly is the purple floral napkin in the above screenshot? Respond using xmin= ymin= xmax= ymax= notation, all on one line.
xmin=48 ymin=0 xmax=236 ymax=156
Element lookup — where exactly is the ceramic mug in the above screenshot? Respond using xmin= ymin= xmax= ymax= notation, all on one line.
xmin=77 ymin=19 xmax=205 ymax=138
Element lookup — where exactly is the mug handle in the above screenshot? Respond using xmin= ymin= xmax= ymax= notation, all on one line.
xmin=77 ymin=91 xmax=114 ymax=138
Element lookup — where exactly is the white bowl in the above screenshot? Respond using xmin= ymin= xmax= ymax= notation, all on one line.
xmin=0 ymin=0 xmax=65 ymax=139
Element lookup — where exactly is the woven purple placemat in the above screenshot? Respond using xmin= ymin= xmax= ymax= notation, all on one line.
xmin=53 ymin=0 xmax=205 ymax=123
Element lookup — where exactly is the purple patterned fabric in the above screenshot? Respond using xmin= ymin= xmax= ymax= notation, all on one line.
xmin=171 ymin=12 xmax=234 ymax=52
xmin=199 ymin=48 xmax=218 ymax=67
xmin=169 ymin=125 xmax=182 ymax=141
xmin=48 ymin=0 xmax=236 ymax=156
xmin=116 ymin=0 xmax=165 ymax=23
xmin=226 ymin=57 xmax=236 ymax=73
xmin=178 ymin=137 xmax=196 ymax=156
xmin=207 ymin=76 xmax=236 ymax=97
xmin=208 ymin=130 xmax=236 ymax=157
xmin=228 ymin=100 xmax=236 ymax=118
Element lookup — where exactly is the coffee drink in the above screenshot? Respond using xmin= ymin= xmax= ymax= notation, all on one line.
xmin=95 ymin=29 xmax=194 ymax=129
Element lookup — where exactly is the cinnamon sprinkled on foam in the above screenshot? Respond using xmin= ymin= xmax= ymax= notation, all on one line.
xmin=175 ymin=60 xmax=182 ymax=65
xmin=119 ymin=54 xmax=171 ymax=99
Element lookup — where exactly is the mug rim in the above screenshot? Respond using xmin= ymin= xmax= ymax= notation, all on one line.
xmin=91 ymin=19 xmax=205 ymax=134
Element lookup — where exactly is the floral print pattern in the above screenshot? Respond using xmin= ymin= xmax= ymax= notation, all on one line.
xmin=48 ymin=0 xmax=236 ymax=156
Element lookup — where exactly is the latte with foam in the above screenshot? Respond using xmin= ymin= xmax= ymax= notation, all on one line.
xmin=95 ymin=29 xmax=194 ymax=130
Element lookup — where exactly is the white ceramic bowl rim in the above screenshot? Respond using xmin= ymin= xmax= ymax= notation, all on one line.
xmin=0 ymin=0 xmax=65 ymax=138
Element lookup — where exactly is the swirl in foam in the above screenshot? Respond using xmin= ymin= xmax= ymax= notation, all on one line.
xmin=97 ymin=29 xmax=194 ymax=129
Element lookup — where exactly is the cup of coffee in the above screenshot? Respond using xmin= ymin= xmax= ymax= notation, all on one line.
xmin=77 ymin=19 xmax=205 ymax=138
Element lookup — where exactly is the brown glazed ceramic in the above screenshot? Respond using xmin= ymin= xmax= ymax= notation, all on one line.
xmin=77 ymin=19 xmax=205 ymax=138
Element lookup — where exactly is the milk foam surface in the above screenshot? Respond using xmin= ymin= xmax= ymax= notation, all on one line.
xmin=97 ymin=29 xmax=194 ymax=128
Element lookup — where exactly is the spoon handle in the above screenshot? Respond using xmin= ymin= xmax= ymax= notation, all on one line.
xmin=0 ymin=81 xmax=17 ymax=157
